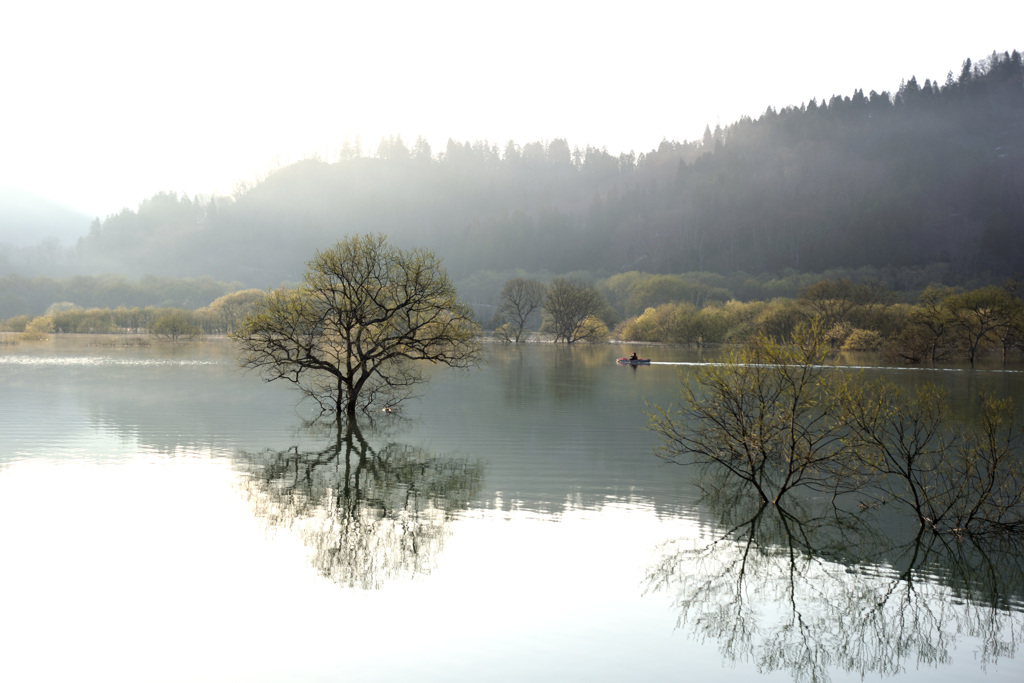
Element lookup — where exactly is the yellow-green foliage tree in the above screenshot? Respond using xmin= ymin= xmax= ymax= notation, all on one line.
xmin=943 ymin=286 xmax=1018 ymax=367
xmin=0 ymin=315 xmax=31 ymax=332
xmin=840 ymin=382 xmax=1024 ymax=534
xmin=151 ymin=309 xmax=202 ymax=341
xmin=232 ymin=234 xmax=482 ymax=420
xmin=600 ymin=271 xmax=731 ymax=318
xmin=198 ymin=289 xmax=266 ymax=334
xmin=649 ymin=322 xmax=1024 ymax=535
xmin=648 ymin=323 xmax=847 ymax=506
xmin=21 ymin=316 xmax=54 ymax=341
xmin=615 ymin=303 xmax=695 ymax=342
xmin=542 ymin=277 xmax=608 ymax=343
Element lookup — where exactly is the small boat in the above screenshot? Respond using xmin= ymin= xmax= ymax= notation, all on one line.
xmin=616 ymin=357 xmax=651 ymax=365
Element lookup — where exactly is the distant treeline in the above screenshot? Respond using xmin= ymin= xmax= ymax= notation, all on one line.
xmin=0 ymin=262 xmax=961 ymax=322
xmin=1 ymin=289 xmax=265 ymax=339
xmin=0 ymin=273 xmax=245 ymax=320
xmin=460 ymin=263 xmax=963 ymax=325
xmin=5 ymin=272 xmax=1022 ymax=368
xmin=2 ymin=50 xmax=1021 ymax=291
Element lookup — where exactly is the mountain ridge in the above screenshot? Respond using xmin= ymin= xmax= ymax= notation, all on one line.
xmin=4 ymin=50 xmax=1022 ymax=292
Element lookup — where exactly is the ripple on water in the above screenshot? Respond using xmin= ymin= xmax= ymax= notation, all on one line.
xmin=0 ymin=355 xmax=225 ymax=368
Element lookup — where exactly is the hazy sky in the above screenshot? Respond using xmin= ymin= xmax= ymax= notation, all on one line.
xmin=1 ymin=0 xmax=1021 ymax=218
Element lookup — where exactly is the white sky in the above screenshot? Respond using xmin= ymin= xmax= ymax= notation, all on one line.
xmin=1 ymin=0 xmax=1021 ymax=217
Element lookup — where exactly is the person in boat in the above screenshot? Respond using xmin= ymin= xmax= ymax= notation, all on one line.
xmin=629 ymin=352 xmax=638 ymax=361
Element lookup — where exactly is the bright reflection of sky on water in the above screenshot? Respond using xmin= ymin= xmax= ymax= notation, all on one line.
xmin=0 ymin=456 xmax=706 ymax=682
xmin=1 ymin=342 xmax=1022 ymax=682
xmin=3 ymin=453 xmax=1018 ymax=682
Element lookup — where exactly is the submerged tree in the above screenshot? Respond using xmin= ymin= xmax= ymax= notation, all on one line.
xmin=493 ymin=277 xmax=546 ymax=343
xmin=647 ymin=323 xmax=849 ymax=506
xmin=231 ymin=234 xmax=482 ymax=420
xmin=542 ymin=277 xmax=608 ymax=343
xmin=943 ymin=286 xmax=1018 ymax=368
xmin=842 ymin=382 xmax=1024 ymax=535
xmin=649 ymin=318 xmax=1024 ymax=535
xmin=151 ymin=309 xmax=202 ymax=341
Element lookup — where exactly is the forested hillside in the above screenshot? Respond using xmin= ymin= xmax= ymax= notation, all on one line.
xmin=5 ymin=51 xmax=1022 ymax=296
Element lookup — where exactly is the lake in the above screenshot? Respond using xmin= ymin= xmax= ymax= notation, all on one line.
xmin=1 ymin=337 xmax=1022 ymax=682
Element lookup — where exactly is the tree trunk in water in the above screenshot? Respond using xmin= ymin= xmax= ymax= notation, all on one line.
xmin=344 ymin=375 xmax=358 ymax=419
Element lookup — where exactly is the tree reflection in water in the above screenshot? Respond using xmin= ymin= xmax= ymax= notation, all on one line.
xmin=238 ymin=422 xmax=483 ymax=589
xmin=645 ymin=483 xmax=1024 ymax=683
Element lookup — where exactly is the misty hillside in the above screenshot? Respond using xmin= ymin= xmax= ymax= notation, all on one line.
xmin=0 ymin=186 xmax=92 ymax=247
xmin=6 ymin=50 xmax=1023 ymax=291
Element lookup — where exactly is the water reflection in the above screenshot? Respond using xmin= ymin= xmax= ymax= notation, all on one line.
xmin=646 ymin=488 xmax=1024 ymax=682
xmin=495 ymin=345 xmax=543 ymax=406
xmin=546 ymin=345 xmax=606 ymax=400
xmin=237 ymin=423 xmax=483 ymax=589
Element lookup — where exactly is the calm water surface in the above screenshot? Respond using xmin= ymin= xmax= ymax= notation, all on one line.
xmin=0 ymin=338 xmax=1021 ymax=682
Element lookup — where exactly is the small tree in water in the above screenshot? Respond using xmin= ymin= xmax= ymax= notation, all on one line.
xmin=649 ymin=319 xmax=1024 ymax=535
xmin=231 ymin=234 xmax=482 ymax=421
xmin=840 ymin=382 xmax=1024 ymax=535
xmin=542 ymin=277 xmax=608 ymax=343
xmin=151 ymin=309 xmax=201 ymax=341
xmin=493 ymin=277 xmax=546 ymax=343
xmin=647 ymin=322 xmax=849 ymax=506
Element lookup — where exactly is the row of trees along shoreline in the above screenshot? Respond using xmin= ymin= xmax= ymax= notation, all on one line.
xmin=5 ymin=273 xmax=1024 ymax=369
